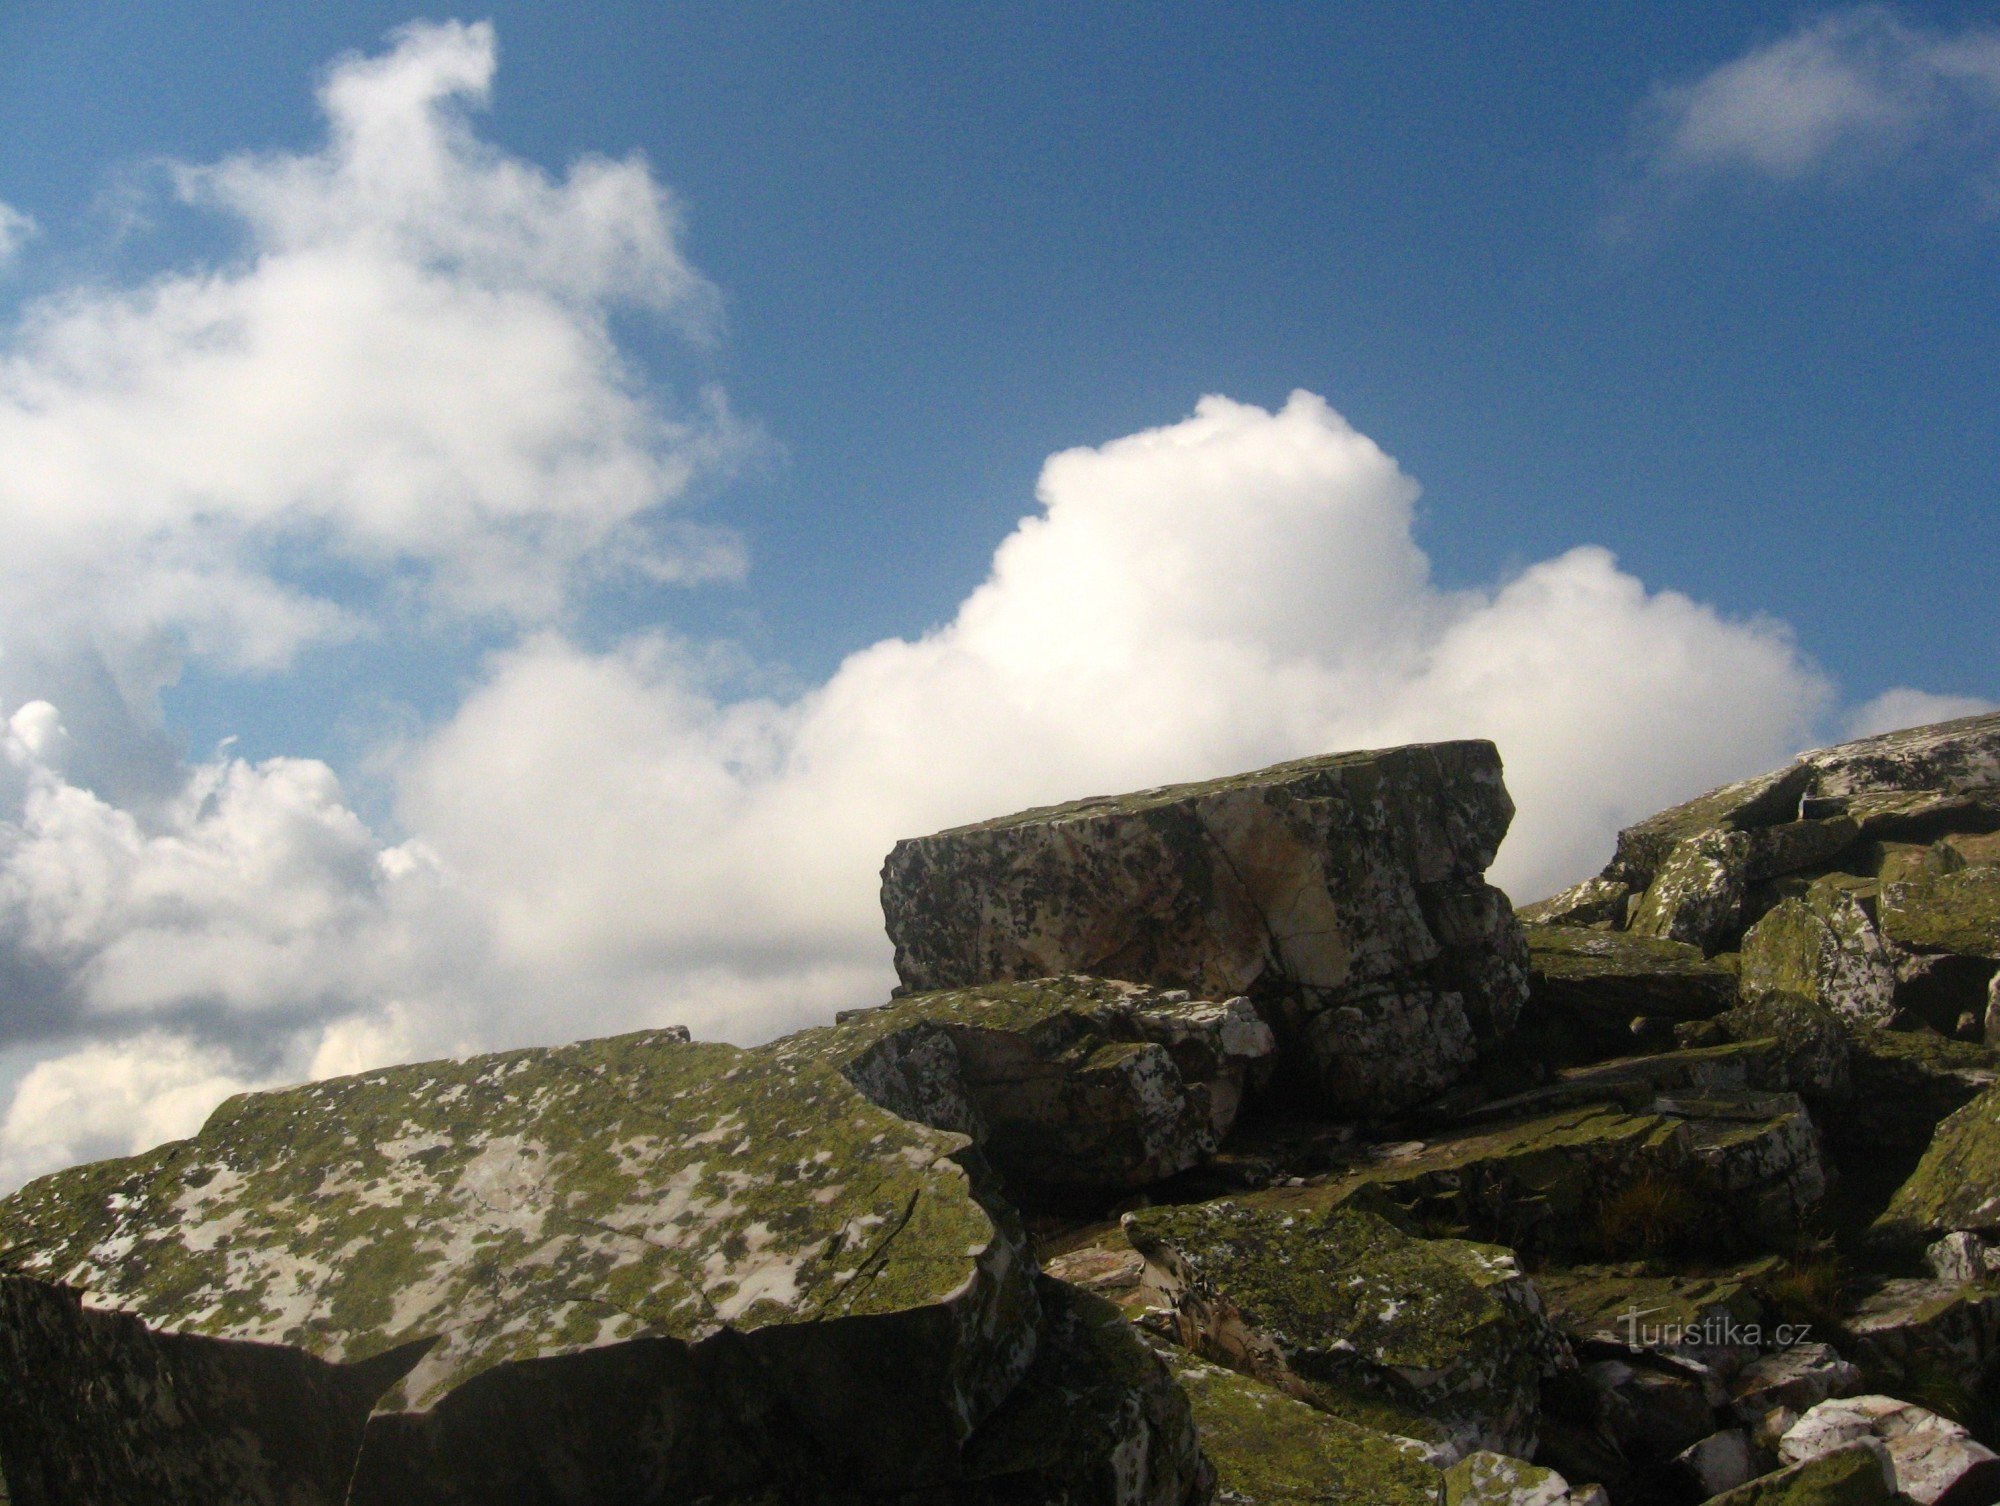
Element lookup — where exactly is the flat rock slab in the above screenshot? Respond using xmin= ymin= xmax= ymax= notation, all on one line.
xmin=1705 ymin=1439 xmax=1899 ymax=1505
xmin=792 ymin=974 xmax=1274 ymax=1190
xmin=881 ymin=742 xmax=1526 ymax=1119
xmin=1314 ymin=1092 xmax=1824 ymax=1260
xmin=1881 ymin=868 xmax=2000 ymax=960
xmin=1523 ymin=926 xmax=1737 ymax=1026
xmin=1123 ymin=1195 xmax=1566 ymax=1460
xmin=0 ymin=1030 xmax=1040 ymax=1503
xmin=1533 ymin=1263 xmax=1772 ymax=1374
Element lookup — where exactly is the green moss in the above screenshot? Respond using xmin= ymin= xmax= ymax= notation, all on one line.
xmin=1704 ymin=1441 xmax=1896 ymax=1504
xmin=1165 ymin=1350 xmax=1438 ymax=1505
xmin=1881 ymin=866 xmax=2000 ymax=959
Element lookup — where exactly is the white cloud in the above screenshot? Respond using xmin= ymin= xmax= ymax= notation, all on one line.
xmin=0 ymin=20 xmax=738 ymax=755
xmin=395 ymin=393 xmax=1836 ymax=1051
xmin=0 ymin=1034 xmax=260 ymax=1192
xmin=1643 ymin=7 xmax=2000 ymax=184
xmin=1845 ymin=685 xmax=1997 ymax=740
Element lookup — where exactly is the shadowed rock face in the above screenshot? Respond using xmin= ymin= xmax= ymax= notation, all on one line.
xmin=880 ymin=742 xmax=1526 ymax=1118
xmin=0 ymin=1030 xmax=1039 ymax=1503
xmin=784 ymin=975 xmax=1276 ymax=1191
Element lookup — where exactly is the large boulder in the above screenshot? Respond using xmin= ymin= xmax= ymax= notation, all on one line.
xmin=794 ymin=974 xmax=1276 ymax=1190
xmin=1739 ymin=885 xmax=1898 ymax=1028
xmin=880 ymin=742 xmax=1527 ymax=1118
xmin=1778 ymin=1395 xmax=2000 ymax=1506
xmin=1122 ymin=1194 xmax=1568 ymax=1461
xmin=1703 ymin=1439 xmax=1899 ymax=1505
xmin=0 ymin=1030 xmax=1047 ymax=1503
xmin=1522 ymin=927 xmax=1739 ymax=1034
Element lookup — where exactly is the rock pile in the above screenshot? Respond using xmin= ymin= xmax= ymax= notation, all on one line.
xmin=2 ymin=716 xmax=2000 ymax=1503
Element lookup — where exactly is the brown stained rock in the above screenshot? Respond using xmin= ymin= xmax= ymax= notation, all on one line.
xmin=880 ymin=742 xmax=1525 ymax=1118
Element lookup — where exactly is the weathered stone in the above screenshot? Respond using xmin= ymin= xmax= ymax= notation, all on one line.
xmin=1729 ymin=1346 xmax=1862 ymax=1428
xmin=1122 ymin=1195 xmax=1566 ymax=1461
xmin=1881 ymin=867 xmax=2000 ymax=960
xmin=948 ymin=1280 xmax=1209 ymax=1506
xmin=1745 ymin=820 xmax=1863 ymax=884
xmin=1675 ymin=1428 xmax=1762 ymax=1499
xmin=1630 ymin=830 xmax=1753 ymax=954
xmin=1805 ymin=713 xmax=2000 ymax=805
xmin=1779 ymin=1395 xmax=2000 ymax=1506
xmin=1875 ymin=1080 xmax=2000 ymax=1246
xmin=1706 ymin=1438 xmax=1898 ymax=1505
xmin=1534 ymin=1264 xmax=1770 ymax=1374
xmin=0 ymin=1030 xmax=1041 ymax=1502
xmin=1704 ymin=997 xmax=1854 ymax=1104
xmin=1610 ymin=764 xmax=1815 ymax=891
xmin=1524 ymin=926 xmax=1738 ymax=1027
xmin=1517 ymin=878 xmax=1631 ymax=930
xmin=1840 ymin=1276 xmax=2000 ymax=1402
xmin=1153 ymin=1344 xmax=1438 ymax=1506
xmin=880 ymin=742 xmax=1526 ymax=1118
xmin=1438 ymin=1449 xmax=1584 ymax=1505
xmin=1321 ymin=1093 xmax=1823 ymax=1260
xmin=1842 ymin=1028 xmax=2000 ymax=1154
xmin=1739 ymin=886 xmax=1898 ymax=1028
xmin=806 ymin=975 xmax=1276 ymax=1189
xmin=1927 ymin=1232 xmax=2000 ymax=1287
xmin=1465 ymin=1040 xmax=1791 ymax=1126
xmin=1580 ymin=1353 xmax=1715 ymax=1460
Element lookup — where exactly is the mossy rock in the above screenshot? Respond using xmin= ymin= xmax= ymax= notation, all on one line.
xmin=1873 ymin=1081 xmax=2000 ymax=1248
xmin=1703 ymin=1439 xmax=1897 ymax=1504
xmin=880 ymin=740 xmax=1526 ymax=1119
xmin=1123 ymin=1195 xmax=1565 ymax=1459
xmin=1524 ymin=926 xmax=1738 ymax=1027
xmin=1880 ymin=867 xmax=2000 ymax=960
xmin=1517 ymin=878 xmax=1630 ymax=930
xmin=0 ymin=1030 xmax=1039 ymax=1502
xmin=1739 ymin=884 xmax=1897 ymax=1028
xmin=1628 ymin=830 xmax=1752 ymax=954
xmin=1157 ymin=1345 xmax=1438 ymax=1505
xmin=1438 ymin=1449 xmax=1581 ymax=1504
xmin=1610 ymin=765 xmax=1814 ymax=890
xmin=1705 ymin=996 xmax=1853 ymax=1104
xmin=1464 ymin=1039 xmax=1790 ymax=1126
xmin=1316 ymin=1092 xmax=1823 ymax=1261
xmin=784 ymin=974 xmax=1277 ymax=1190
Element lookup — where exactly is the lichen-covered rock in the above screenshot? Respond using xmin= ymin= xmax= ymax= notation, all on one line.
xmin=880 ymin=742 xmax=1526 ymax=1118
xmin=1610 ymin=765 xmax=1816 ymax=892
xmin=1842 ymin=1029 xmax=1999 ymax=1155
xmin=1523 ymin=926 xmax=1738 ymax=1031
xmin=794 ymin=975 xmax=1276 ymax=1189
xmin=1122 ymin=1195 xmax=1566 ymax=1461
xmin=947 ymin=1280 xmax=1210 ymax=1506
xmin=1874 ymin=1080 xmax=2000 ymax=1246
xmin=1927 ymin=1232 xmax=2000 ymax=1287
xmin=1579 ymin=1353 xmax=1716 ymax=1461
xmin=1704 ymin=1438 xmax=1898 ymax=1505
xmin=1154 ymin=1345 xmax=1439 ymax=1506
xmin=1804 ymin=713 xmax=2000 ymax=806
xmin=0 ymin=1030 xmax=1042 ymax=1502
xmin=1438 ymin=1449 xmax=1587 ymax=1505
xmin=1517 ymin=879 xmax=1631 ymax=930
xmin=1630 ymin=831 xmax=1753 ymax=954
xmin=1700 ymin=997 xmax=1854 ymax=1105
xmin=1880 ymin=867 xmax=2000 ymax=960
xmin=1778 ymin=1395 xmax=2000 ymax=1506
xmin=1671 ymin=1092 xmax=1828 ymax=1249
xmin=1466 ymin=1040 xmax=1791 ymax=1125
xmin=1739 ymin=886 xmax=1898 ymax=1028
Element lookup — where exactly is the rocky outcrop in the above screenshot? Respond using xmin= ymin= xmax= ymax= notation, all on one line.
xmin=1523 ymin=927 xmax=1738 ymax=1039
xmin=0 ymin=1030 xmax=1043 ymax=1503
xmin=1777 ymin=1396 xmax=2000 ymax=1505
xmin=1122 ymin=1196 xmax=1567 ymax=1461
xmin=881 ymin=742 xmax=1527 ymax=1118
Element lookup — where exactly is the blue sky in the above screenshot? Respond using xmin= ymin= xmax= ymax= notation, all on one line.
xmin=0 ymin=4 xmax=1992 ymax=1185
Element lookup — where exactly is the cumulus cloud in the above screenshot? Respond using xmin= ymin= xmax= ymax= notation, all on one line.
xmin=1641 ymin=6 xmax=2000 ymax=187
xmin=0 ymin=204 xmax=35 ymax=267
xmin=0 ymin=19 xmax=738 ymax=786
